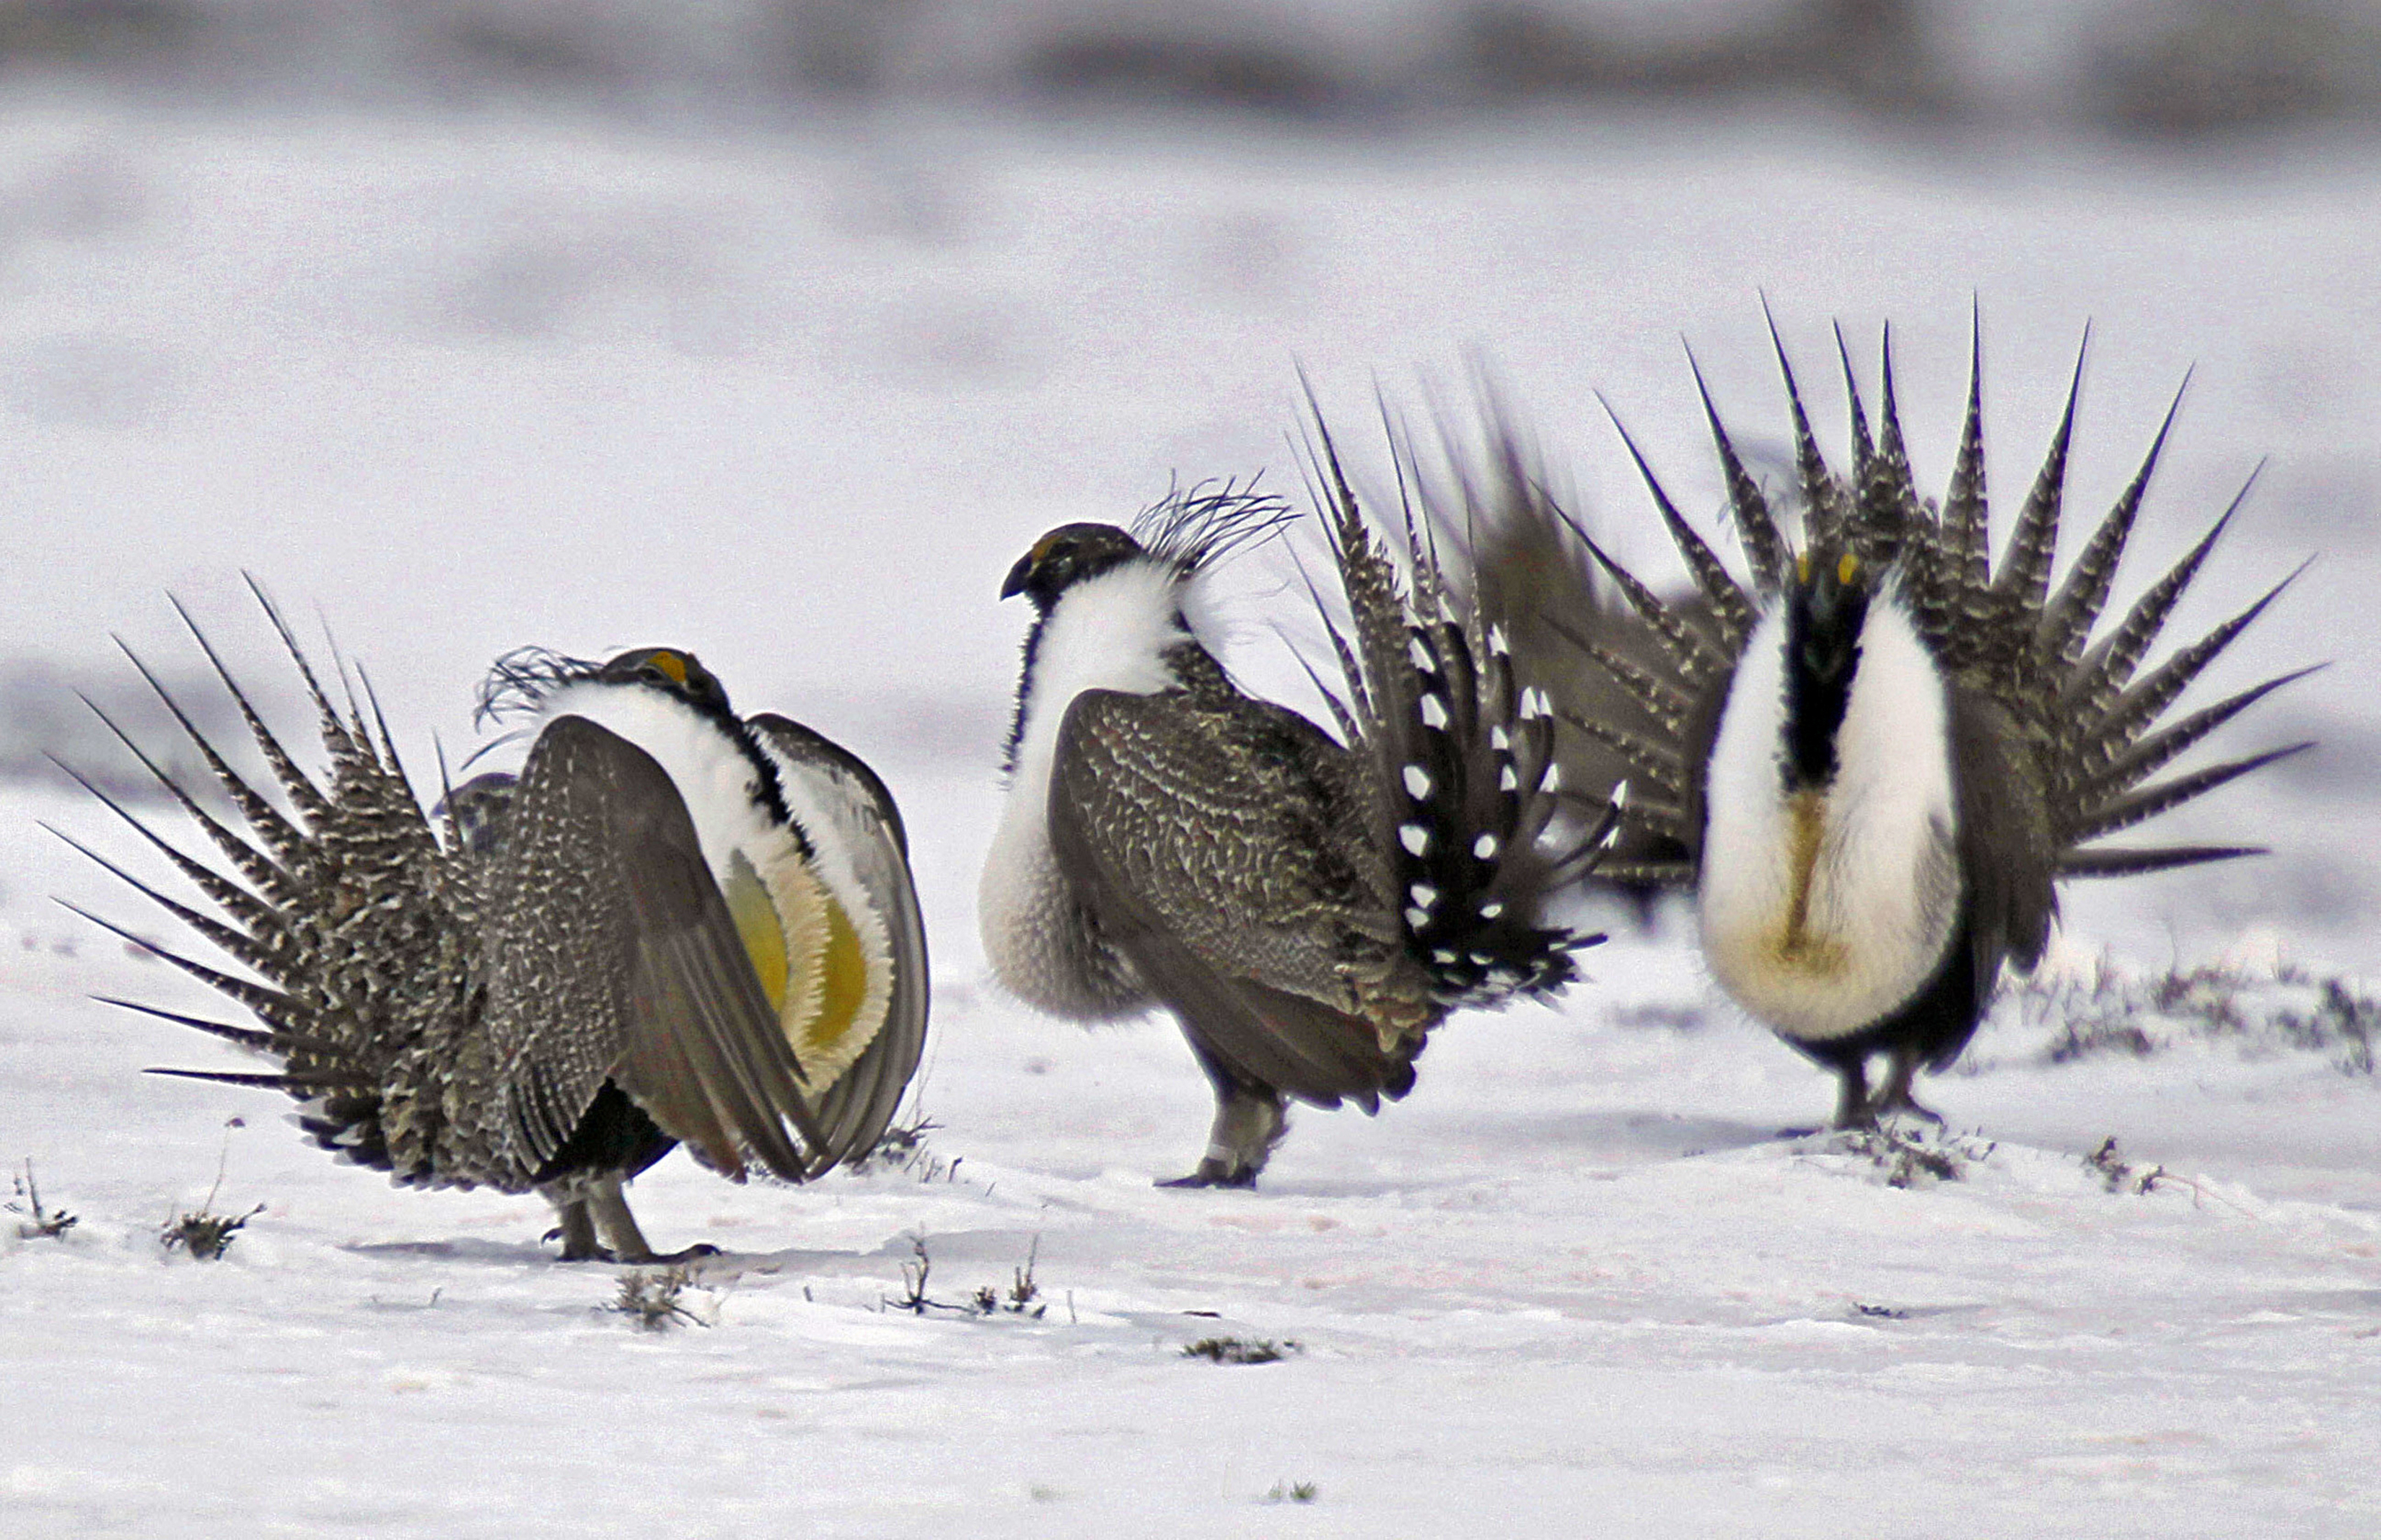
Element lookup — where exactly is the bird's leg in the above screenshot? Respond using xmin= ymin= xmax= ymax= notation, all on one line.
xmin=587 ymin=1174 xmax=722 ymax=1264
xmin=1829 ymin=1057 xmax=1874 ymax=1131
xmin=1867 ymin=1046 xmax=1945 ymax=1126
xmin=548 ymin=1195 xmax=608 ymax=1262
xmin=544 ymin=1178 xmax=670 ymax=1264
xmin=587 ymin=1176 xmax=661 ymax=1264
xmin=1159 ymin=1080 xmax=1286 ymax=1189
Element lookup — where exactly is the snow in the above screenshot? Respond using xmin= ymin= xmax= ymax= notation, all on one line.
xmin=1 ymin=92 xmax=2377 ymax=1535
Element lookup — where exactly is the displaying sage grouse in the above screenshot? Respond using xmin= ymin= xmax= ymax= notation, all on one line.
xmin=979 ymin=470 xmax=1616 ymax=1187
xmin=1520 ymin=321 xmax=2310 ymax=1128
xmin=59 ymin=597 xmax=929 ymax=1260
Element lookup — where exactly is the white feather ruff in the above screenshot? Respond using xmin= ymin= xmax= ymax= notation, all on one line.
xmin=535 ymin=680 xmax=898 ymax=1088
xmin=1697 ymin=590 xmax=1961 ymax=1042
xmin=979 ymin=557 xmax=1205 ymax=1017
xmin=535 ymin=681 xmax=781 ymax=889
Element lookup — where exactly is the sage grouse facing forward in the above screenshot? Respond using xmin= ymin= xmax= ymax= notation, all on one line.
xmin=1523 ymin=322 xmax=2310 ymax=1129
xmin=980 ymin=474 xmax=1614 ymax=1187
xmin=63 ymin=603 xmax=928 ymax=1260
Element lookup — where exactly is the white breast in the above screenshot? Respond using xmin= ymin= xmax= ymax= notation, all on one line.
xmin=978 ymin=558 xmax=1203 ymax=1018
xmin=1696 ymin=591 xmax=1962 ymax=1042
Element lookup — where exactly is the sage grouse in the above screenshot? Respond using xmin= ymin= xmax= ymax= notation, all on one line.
xmin=1522 ymin=322 xmax=2309 ymax=1128
xmin=979 ymin=473 xmax=1615 ymax=1187
xmin=61 ymin=599 xmax=929 ymax=1260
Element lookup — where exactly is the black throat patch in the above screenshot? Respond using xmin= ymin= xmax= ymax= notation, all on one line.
xmin=1781 ymin=578 xmax=1869 ymax=791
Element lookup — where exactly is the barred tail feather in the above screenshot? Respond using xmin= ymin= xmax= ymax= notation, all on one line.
xmin=113 ymin=640 xmax=315 ymax=881
xmin=67 ymin=696 xmax=301 ymax=911
xmin=173 ymin=591 xmax=336 ymax=827
xmin=1991 ymin=332 xmax=2087 ymax=612
xmin=2036 ymin=377 xmax=2187 ymax=666
xmin=2063 ymin=742 xmax=2312 ymax=846
xmin=1305 ymin=411 xmax=1605 ymax=1010
xmin=46 ymin=758 xmax=289 ymax=949
xmin=2058 ymin=844 xmax=2265 ymax=879
xmin=2069 ymin=664 xmax=2323 ymax=806
xmin=1869 ymin=325 xmax=1919 ymax=522
xmin=1685 ymin=343 xmax=1789 ymax=594
xmin=1598 ymin=396 xmax=1755 ymax=648
xmin=2058 ymin=484 xmax=2251 ymax=720
xmin=57 ymin=598 xmax=467 ymax=1176
xmin=1942 ymin=311 xmax=1992 ymax=590
xmin=53 ymin=898 xmax=297 ymax=1029
xmin=1538 ymin=613 xmax=1690 ymax=734
xmin=45 ymin=827 xmax=281 ymax=982
xmin=1764 ymin=296 xmax=1846 ymax=541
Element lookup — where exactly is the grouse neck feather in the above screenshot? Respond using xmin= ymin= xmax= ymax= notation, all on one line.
xmin=981 ymin=555 xmax=1214 ymax=1018
xmin=1698 ymin=582 xmax=1961 ymax=1042
xmin=534 ymin=679 xmax=797 ymax=884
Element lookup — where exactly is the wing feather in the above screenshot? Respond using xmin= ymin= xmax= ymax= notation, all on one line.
xmin=476 ymin=716 xmax=824 ymax=1184
xmin=1049 ymin=689 xmax=1420 ymax=1106
xmin=747 ymin=713 xmax=930 ymax=1170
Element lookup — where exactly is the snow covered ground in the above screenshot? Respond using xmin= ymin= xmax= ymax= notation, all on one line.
xmin=1 ymin=92 xmax=2377 ymax=1535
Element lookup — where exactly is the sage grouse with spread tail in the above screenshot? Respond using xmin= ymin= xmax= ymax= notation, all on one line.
xmin=979 ymin=474 xmax=1615 ymax=1187
xmin=61 ymin=602 xmax=928 ymax=1260
xmin=1517 ymin=320 xmax=2310 ymax=1129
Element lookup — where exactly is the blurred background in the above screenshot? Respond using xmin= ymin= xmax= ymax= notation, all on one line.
xmin=0 ymin=0 xmax=2368 ymax=133
xmin=0 ymin=0 xmax=2373 ymax=973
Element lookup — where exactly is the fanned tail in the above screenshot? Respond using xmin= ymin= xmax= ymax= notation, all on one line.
xmin=1453 ymin=410 xmax=1717 ymax=884
xmin=1466 ymin=310 xmax=2310 ymax=900
xmin=1816 ymin=322 xmax=2311 ymax=880
xmin=57 ymin=592 xmax=472 ymax=1181
xmin=1300 ymin=412 xmax=1604 ymax=1009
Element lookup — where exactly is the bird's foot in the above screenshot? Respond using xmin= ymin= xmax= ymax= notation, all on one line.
xmin=1157 ymin=1161 xmax=1258 ymax=1190
xmin=544 ymin=1229 xmax=721 ymax=1265
xmin=1867 ymin=1092 xmax=1945 ymax=1127
xmin=646 ymin=1242 xmax=724 ymax=1264
xmin=550 ymin=1233 xmax=622 ymax=1264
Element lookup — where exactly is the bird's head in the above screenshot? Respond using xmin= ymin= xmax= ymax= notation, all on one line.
xmin=1780 ymin=546 xmax=1877 ymax=789
xmin=597 ymin=647 xmax=734 ymax=716
xmin=1788 ymin=547 xmax=1873 ymax=684
xmin=477 ymin=644 xmax=737 ymax=729
xmin=1000 ymin=524 xmax=1151 ymax=613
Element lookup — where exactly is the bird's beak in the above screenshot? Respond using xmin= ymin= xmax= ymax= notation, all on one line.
xmin=1000 ymin=551 xmax=1035 ymax=600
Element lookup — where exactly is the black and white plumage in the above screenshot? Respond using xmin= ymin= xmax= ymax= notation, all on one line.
xmin=58 ymin=599 xmax=928 ymax=1261
xmin=980 ymin=474 xmax=1611 ymax=1187
xmin=1505 ymin=320 xmax=2310 ymax=1127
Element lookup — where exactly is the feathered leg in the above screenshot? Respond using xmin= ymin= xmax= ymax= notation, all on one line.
xmin=587 ymin=1178 xmax=661 ymax=1264
xmin=547 ymin=1192 xmax=607 ymax=1262
xmin=545 ymin=1179 xmax=713 ymax=1264
xmin=1160 ymin=1042 xmax=1286 ymax=1189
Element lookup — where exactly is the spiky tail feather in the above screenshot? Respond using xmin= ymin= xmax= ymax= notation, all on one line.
xmin=58 ymin=584 xmax=473 ymax=1184
xmin=1297 ymin=412 xmax=1608 ymax=1009
xmin=1812 ymin=323 xmax=2310 ymax=871
xmin=1535 ymin=311 xmax=2313 ymax=882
